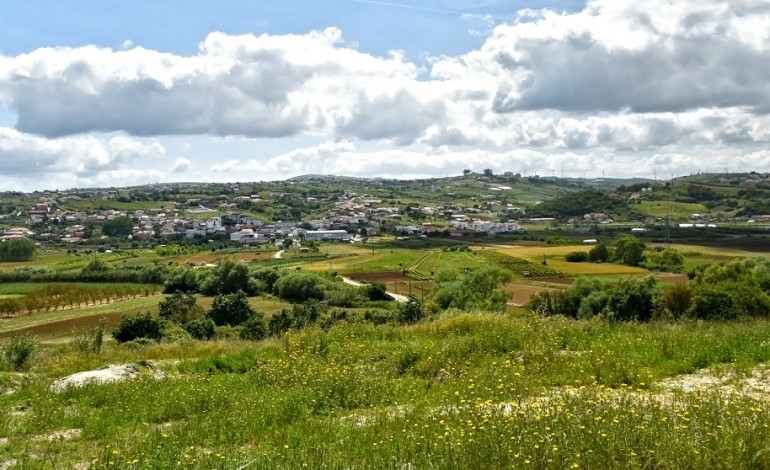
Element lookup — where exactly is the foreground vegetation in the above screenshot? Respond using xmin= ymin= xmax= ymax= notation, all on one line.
xmin=3 ymin=314 xmax=770 ymax=468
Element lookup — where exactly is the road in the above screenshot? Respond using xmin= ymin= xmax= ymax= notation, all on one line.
xmin=341 ymin=277 xmax=410 ymax=303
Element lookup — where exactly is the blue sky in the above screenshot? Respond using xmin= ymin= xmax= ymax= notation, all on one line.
xmin=0 ymin=0 xmax=767 ymax=190
xmin=0 ymin=1 xmax=584 ymax=58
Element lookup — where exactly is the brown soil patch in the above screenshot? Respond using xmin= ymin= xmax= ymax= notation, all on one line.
xmin=657 ymin=273 xmax=689 ymax=284
xmin=352 ymin=272 xmax=413 ymax=282
xmin=0 ymin=311 xmax=126 ymax=341
xmin=530 ymin=276 xmax=574 ymax=285
xmin=502 ymin=283 xmax=556 ymax=307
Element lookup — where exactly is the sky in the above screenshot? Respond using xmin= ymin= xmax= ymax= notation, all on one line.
xmin=0 ymin=0 xmax=769 ymax=191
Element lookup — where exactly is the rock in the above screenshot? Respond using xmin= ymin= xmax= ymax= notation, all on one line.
xmin=32 ymin=428 xmax=82 ymax=442
xmin=50 ymin=364 xmax=141 ymax=394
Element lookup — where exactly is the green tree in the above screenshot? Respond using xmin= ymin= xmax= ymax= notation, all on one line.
xmin=687 ymin=290 xmax=739 ymax=321
xmin=200 ymin=258 xmax=258 ymax=296
xmin=102 ymin=216 xmax=134 ymax=237
xmin=0 ymin=238 xmax=37 ymax=262
xmin=588 ymin=243 xmax=610 ymax=263
xmin=207 ymin=291 xmax=255 ymax=326
xmin=613 ymin=234 xmax=646 ymax=266
xmin=158 ymin=293 xmax=204 ymax=324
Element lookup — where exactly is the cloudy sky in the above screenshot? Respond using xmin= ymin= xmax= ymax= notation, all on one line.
xmin=0 ymin=0 xmax=768 ymax=191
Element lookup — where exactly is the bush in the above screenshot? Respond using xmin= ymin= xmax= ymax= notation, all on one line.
xmin=239 ymin=313 xmax=267 ymax=340
xmin=565 ymin=251 xmax=589 ymax=262
xmin=657 ymin=283 xmax=692 ymax=320
xmin=687 ymin=290 xmax=740 ymax=321
xmin=643 ymin=248 xmax=684 ymax=272
xmin=163 ymin=266 xmax=200 ymax=293
xmin=273 ymin=271 xmax=326 ymax=302
xmin=267 ymin=301 xmax=323 ymax=336
xmin=71 ymin=317 xmax=108 ymax=353
xmin=111 ymin=312 xmax=164 ymax=343
xmin=364 ymin=308 xmax=397 ymax=325
xmin=366 ymin=282 xmax=390 ymax=301
xmin=398 ymin=296 xmax=425 ymax=324
xmin=2 ymin=333 xmax=36 ymax=371
xmin=207 ymin=291 xmax=255 ymax=326
xmin=184 ymin=318 xmax=217 ymax=340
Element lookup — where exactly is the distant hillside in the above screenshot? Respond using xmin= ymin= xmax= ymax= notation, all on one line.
xmin=527 ymin=190 xmax=642 ymax=220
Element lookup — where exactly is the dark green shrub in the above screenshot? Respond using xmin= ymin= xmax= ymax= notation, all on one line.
xmin=111 ymin=312 xmax=164 ymax=343
xmin=588 ymin=243 xmax=610 ymax=263
xmin=239 ymin=314 xmax=267 ymax=340
xmin=565 ymin=251 xmax=589 ymax=262
xmin=185 ymin=318 xmax=217 ymax=340
xmin=658 ymin=283 xmax=692 ymax=320
xmin=163 ymin=266 xmax=200 ymax=293
xmin=273 ymin=272 xmax=325 ymax=302
xmin=268 ymin=310 xmax=293 ymax=336
xmin=687 ymin=290 xmax=739 ymax=321
xmin=601 ymin=276 xmax=657 ymax=322
xmin=364 ymin=309 xmax=397 ymax=325
xmin=366 ymin=282 xmax=390 ymax=301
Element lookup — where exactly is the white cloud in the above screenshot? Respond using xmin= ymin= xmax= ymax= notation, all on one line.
xmin=1 ymin=0 xmax=769 ymax=188
xmin=0 ymin=126 xmax=166 ymax=186
xmin=171 ymin=157 xmax=192 ymax=173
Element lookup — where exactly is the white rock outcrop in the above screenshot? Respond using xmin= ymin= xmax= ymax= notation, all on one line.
xmin=50 ymin=364 xmax=141 ymax=394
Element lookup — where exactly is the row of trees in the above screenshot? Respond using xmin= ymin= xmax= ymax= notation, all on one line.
xmin=0 ymin=238 xmax=36 ymax=262
xmin=0 ymin=283 xmax=158 ymax=317
xmin=164 ymin=259 xmax=389 ymax=308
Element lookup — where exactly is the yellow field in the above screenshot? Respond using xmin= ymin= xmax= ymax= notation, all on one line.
xmin=545 ymin=259 xmax=650 ymax=275
xmin=662 ymin=243 xmax=765 ymax=259
xmin=490 ymin=245 xmax=591 ymax=258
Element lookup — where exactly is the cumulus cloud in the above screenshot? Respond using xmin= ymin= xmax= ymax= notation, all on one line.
xmin=171 ymin=157 xmax=192 ymax=173
xmin=0 ymin=0 xmax=769 ymax=187
xmin=0 ymin=126 xmax=165 ymax=185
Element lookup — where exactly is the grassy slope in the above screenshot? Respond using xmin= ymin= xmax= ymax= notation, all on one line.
xmin=2 ymin=315 xmax=770 ymax=468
